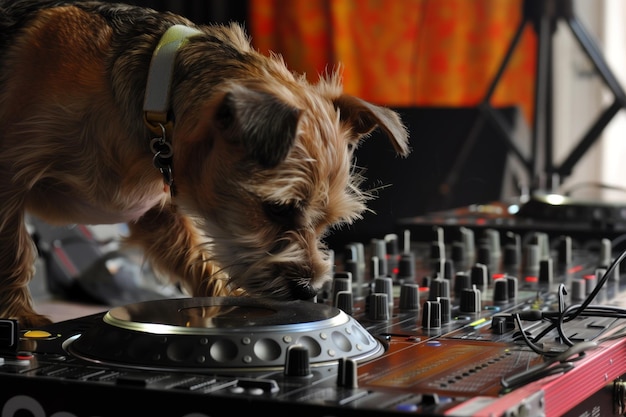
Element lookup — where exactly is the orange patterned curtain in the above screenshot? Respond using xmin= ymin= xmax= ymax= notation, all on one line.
xmin=249 ymin=0 xmax=537 ymax=123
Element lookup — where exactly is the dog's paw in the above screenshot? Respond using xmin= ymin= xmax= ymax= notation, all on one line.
xmin=18 ymin=313 xmax=53 ymax=329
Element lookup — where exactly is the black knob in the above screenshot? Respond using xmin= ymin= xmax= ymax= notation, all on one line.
xmin=337 ymin=357 xmax=358 ymax=388
xmin=459 ymin=227 xmax=475 ymax=267
xmin=451 ymin=241 xmax=466 ymax=271
xmin=571 ymin=278 xmax=586 ymax=302
xmin=385 ymin=233 xmax=400 ymax=256
xmin=557 ymin=235 xmax=572 ymax=266
xmin=503 ymin=244 xmax=520 ymax=276
xmin=367 ymin=293 xmax=389 ymax=321
xmin=284 ymin=344 xmax=311 ymax=377
xmin=471 ymin=263 xmax=488 ymax=290
xmin=344 ymin=259 xmax=359 ymax=284
xmin=422 ymin=300 xmax=441 ymax=329
xmin=506 ymin=275 xmax=518 ymax=299
xmin=587 ymin=273 xmax=599 ymax=295
xmin=459 ymin=286 xmax=481 ymax=313
xmin=374 ymin=277 xmax=394 ymax=309
xmin=345 ymin=242 xmax=365 ymax=287
xmin=430 ymin=240 xmax=445 ymax=276
xmin=429 ymin=278 xmax=450 ymax=301
xmin=397 ymin=252 xmax=415 ymax=282
xmin=538 ymin=258 xmax=553 ymax=286
xmin=477 ymin=245 xmax=491 ymax=270
xmin=493 ymin=279 xmax=509 ymax=304
xmin=399 ymin=283 xmax=420 ymax=311
xmin=371 ymin=239 xmax=388 ymax=276
xmin=442 ymin=259 xmax=455 ymax=280
xmin=332 ymin=277 xmax=351 ymax=297
xmin=438 ymin=296 xmax=451 ymax=324
xmin=335 ymin=291 xmax=353 ymax=315
xmin=599 ymin=238 xmax=612 ymax=268
xmin=454 ymin=271 xmax=471 ymax=297
xmin=524 ymin=244 xmax=540 ymax=279
xmin=491 ymin=315 xmax=515 ymax=334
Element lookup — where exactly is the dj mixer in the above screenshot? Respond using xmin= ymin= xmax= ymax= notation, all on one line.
xmin=2 ymin=220 xmax=626 ymax=417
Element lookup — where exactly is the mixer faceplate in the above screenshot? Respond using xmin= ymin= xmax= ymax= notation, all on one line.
xmin=68 ymin=297 xmax=384 ymax=371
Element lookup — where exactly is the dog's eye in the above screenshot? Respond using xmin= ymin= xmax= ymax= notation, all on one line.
xmin=263 ymin=201 xmax=298 ymax=222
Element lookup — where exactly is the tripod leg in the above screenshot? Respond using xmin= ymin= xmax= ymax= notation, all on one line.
xmin=532 ymin=8 xmax=554 ymax=190
xmin=567 ymin=14 xmax=626 ymax=106
xmin=482 ymin=19 xmax=529 ymax=101
xmin=558 ymin=99 xmax=623 ymax=178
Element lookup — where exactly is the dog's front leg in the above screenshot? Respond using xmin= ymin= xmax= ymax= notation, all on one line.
xmin=0 ymin=206 xmax=50 ymax=327
xmin=126 ymin=205 xmax=232 ymax=298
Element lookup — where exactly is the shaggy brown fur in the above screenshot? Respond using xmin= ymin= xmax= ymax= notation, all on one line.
xmin=0 ymin=0 xmax=410 ymax=327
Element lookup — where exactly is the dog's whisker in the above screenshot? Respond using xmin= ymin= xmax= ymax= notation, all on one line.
xmin=363 ymin=183 xmax=393 ymax=196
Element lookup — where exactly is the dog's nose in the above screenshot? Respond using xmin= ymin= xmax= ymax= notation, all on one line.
xmin=289 ymin=279 xmax=318 ymax=301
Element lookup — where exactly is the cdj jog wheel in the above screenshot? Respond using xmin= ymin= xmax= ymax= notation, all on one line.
xmin=67 ymin=297 xmax=384 ymax=372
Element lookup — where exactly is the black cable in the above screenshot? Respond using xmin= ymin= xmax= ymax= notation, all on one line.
xmin=514 ymin=314 xmax=557 ymax=356
xmin=512 ymin=246 xmax=626 ymax=352
xmin=565 ymin=247 xmax=626 ymax=322
xmin=502 ymin=242 xmax=626 ymax=392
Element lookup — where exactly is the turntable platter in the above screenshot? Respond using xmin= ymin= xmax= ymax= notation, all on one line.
xmin=67 ymin=297 xmax=384 ymax=371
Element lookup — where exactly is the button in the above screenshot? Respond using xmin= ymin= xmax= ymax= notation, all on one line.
xmin=16 ymin=351 xmax=33 ymax=360
xmin=396 ymin=403 xmax=418 ymax=412
xmin=247 ymin=387 xmax=264 ymax=396
xmin=23 ymin=330 xmax=52 ymax=339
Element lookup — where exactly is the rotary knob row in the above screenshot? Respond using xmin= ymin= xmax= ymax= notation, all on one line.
xmin=284 ymin=344 xmax=359 ymax=388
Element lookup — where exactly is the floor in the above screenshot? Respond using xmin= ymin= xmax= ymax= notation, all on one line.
xmin=28 ymin=256 xmax=110 ymax=323
xmin=34 ymin=296 xmax=109 ymax=323
xmin=29 ymin=247 xmax=180 ymax=324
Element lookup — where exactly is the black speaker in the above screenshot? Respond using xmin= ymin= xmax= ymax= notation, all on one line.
xmin=325 ymin=106 xmax=524 ymax=250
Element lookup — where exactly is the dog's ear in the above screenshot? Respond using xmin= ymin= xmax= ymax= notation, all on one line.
xmin=215 ymin=86 xmax=302 ymax=167
xmin=333 ymin=94 xmax=410 ymax=156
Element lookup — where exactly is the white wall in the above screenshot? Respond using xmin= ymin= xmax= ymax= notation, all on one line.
xmin=599 ymin=0 xmax=626 ymax=202
xmin=552 ymin=0 xmax=626 ymax=202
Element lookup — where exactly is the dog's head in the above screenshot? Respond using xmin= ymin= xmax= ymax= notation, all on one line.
xmin=170 ymin=42 xmax=409 ymax=301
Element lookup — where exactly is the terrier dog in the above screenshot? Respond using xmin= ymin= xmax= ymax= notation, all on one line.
xmin=0 ymin=0 xmax=410 ymax=327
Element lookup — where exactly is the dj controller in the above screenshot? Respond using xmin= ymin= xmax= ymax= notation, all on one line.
xmin=3 ymin=216 xmax=626 ymax=416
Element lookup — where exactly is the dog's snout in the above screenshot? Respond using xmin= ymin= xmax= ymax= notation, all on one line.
xmin=289 ymin=279 xmax=318 ymax=301
xmin=268 ymin=261 xmax=320 ymax=300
